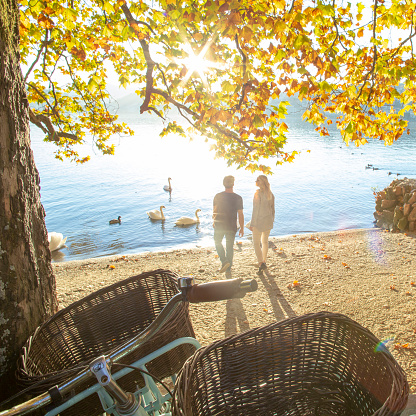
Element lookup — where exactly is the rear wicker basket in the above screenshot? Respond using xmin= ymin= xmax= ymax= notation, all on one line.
xmin=172 ymin=311 xmax=409 ymax=416
xmin=17 ymin=269 xmax=195 ymax=416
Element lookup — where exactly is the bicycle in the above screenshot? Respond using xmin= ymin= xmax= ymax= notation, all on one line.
xmin=0 ymin=269 xmax=410 ymax=416
xmin=0 ymin=269 xmax=258 ymax=416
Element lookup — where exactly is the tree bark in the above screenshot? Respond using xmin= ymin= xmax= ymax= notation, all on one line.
xmin=0 ymin=0 xmax=58 ymax=400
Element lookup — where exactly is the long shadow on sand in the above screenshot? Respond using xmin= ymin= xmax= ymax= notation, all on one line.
xmin=224 ymin=268 xmax=297 ymax=338
xmin=258 ymin=268 xmax=297 ymax=321
xmin=224 ymin=298 xmax=251 ymax=338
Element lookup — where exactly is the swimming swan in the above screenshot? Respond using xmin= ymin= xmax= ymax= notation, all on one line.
xmin=175 ymin=209 xmax=201 ymax=226
xmin=48 ymin=232 xmax=67 ymax=252
xmin=109 ymin=216 xmax=121 ymax=224
xmin=147 ymin=206 xmax=166 ymax=220
xmin=163 ymin=177 xmax=172 ymax=192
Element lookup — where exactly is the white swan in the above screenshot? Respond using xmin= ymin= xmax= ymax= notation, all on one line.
xmin=109 ymin=216 xmax=121 ymax=224
xmin=175 ymin=209 xmax=201 ymax=226
xmin=163 ymin=177 xmax=172 ymax=192
xmin=147 ymin=205 xmax=166 ymax=220
xmin=48 ymin=232 xmax=67 ymax=252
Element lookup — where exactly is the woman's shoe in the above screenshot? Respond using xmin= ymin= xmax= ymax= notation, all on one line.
xmin=260 ymin=262 xmax=267 ymax=271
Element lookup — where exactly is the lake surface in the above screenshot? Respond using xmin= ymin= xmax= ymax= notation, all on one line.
xmin=30 ymin=101 xmax=416 ymax=262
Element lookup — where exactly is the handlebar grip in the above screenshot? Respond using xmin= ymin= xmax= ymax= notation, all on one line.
xmin=187 ymin=278 xmax=258 ymax=303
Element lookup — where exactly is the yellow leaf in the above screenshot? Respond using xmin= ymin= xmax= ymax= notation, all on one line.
xmin=242 ymin=26 xmax=253 ymax=41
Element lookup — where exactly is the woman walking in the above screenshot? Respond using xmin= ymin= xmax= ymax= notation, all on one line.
xmin=248 ymin=175 xmax=275 ymax=274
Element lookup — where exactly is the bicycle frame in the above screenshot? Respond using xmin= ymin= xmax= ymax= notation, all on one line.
xmin=1 ymin=277 xmax=257 ymax=416
xmin=43 ymin=337 xmax=200 ymax=416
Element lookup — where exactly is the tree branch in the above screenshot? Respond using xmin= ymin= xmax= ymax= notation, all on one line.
xmin=24 ymin=31 xmax=49 ymax=83
xmin=356 ymin=0 xmax=378 ymax=100
xmin=234 ymin=34 xmax=251 ymax=111
xmin=29 ymin=109 xmax=78 ymax=142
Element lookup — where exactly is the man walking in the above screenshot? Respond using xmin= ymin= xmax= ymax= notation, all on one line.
xmin=213 ymin=175 xmax=244 ymax=273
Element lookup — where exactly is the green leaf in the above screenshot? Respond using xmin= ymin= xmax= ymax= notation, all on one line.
xmin=103 ymin=2 xmax=115 ymax=14
xmin=345 ymin=122 xmax=354 ymax=134
xmin=253 ymin=115 xmax=263 ymax=128
xmin=87 ymin=78 xmax=99 ymax=92
xmin=293 ymin=35 xmax=309 ymax=50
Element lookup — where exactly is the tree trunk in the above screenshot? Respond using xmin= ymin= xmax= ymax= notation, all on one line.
xmin=0 ymin=0 xmax=58 ymax=401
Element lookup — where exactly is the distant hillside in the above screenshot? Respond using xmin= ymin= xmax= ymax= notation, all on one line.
xmin=116 ymin=93 xmax=142 ymax=113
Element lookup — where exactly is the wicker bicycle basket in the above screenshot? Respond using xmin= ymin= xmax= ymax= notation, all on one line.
xmin=16 ymin=269 xmax=196 ymax=416
xmin=172 ymin=311 xmax=409 ymax=416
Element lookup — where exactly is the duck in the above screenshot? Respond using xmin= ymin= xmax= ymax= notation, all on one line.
xmin=147 ymin=206 xmax=166 ymax=220
xmin=109 ymin=216 xmax=121 ymax=224
xmin=163 ymin=177 xmax=172 ymax=192
xmin=48 ymin=232 xmax=67 ymax=252
xmin=175 ymin=209 xmax=201 ymax=226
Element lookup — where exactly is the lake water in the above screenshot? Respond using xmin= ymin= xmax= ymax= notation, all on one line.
xmin=30 ymin=101 xmax=416 ymax=262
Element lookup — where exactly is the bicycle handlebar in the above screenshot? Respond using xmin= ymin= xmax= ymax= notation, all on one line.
xmin=0 ymin=276 xmax=257 ymax=416
xmin=187 ymin=278 xmax=258 ymax=303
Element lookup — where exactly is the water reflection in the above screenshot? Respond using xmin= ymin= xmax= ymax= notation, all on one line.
xmin=30 ymin=113 xmax=416 ymax=262
xmin=51 ymin=250 xmax=66 ymax=262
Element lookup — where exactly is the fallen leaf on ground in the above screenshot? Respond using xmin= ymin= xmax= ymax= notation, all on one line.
xmin=394 ymin=343 xmax=411 ymax=350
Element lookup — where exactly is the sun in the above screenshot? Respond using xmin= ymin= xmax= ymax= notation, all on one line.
xmin=176 ymin=40 xmax=219 ymax=88
xmin=184 ymin=52 xmax=210 ymax=78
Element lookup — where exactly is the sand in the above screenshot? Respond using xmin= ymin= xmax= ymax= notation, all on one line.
xmin=53 ymin=228 xmax=416 ymax=406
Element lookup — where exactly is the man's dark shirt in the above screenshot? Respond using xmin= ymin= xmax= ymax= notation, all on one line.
xmin=213 ymin=192 xmax=243 ymax=232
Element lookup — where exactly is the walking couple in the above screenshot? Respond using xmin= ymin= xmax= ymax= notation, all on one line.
xmin=213 ymin=175 xmax=275 ymax=275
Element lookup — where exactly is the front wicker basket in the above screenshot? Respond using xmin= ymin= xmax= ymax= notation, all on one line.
xmin=16 ymin=269 xmax=196 ymax=416
xmin=172 ymin=311 xmax=409 ymax=416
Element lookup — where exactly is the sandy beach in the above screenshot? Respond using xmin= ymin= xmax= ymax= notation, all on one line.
xmin=53 ymin=228 xmax=416 ymax=407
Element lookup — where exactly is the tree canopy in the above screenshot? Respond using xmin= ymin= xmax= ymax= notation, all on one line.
xmin=20 ymin=0 xmax=416 ymax=173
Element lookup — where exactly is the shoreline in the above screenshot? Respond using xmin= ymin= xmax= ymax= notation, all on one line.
xmin=51 ymin=227 xmax=375 ymax=265
xmin=53 ymin=227 xmax=416 ymax=399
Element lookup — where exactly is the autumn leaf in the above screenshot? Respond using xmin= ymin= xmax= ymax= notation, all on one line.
xmin=70 ymin=46 xmax=86 ymax=61
xmin=394 ymin=343 xmax=411 ymax=350
xmin=18 ymin=0 xmax=416 ymax=168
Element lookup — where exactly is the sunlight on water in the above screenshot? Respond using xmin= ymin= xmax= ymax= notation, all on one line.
xmin=31 ymin=110 xmax=416 ymax=262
